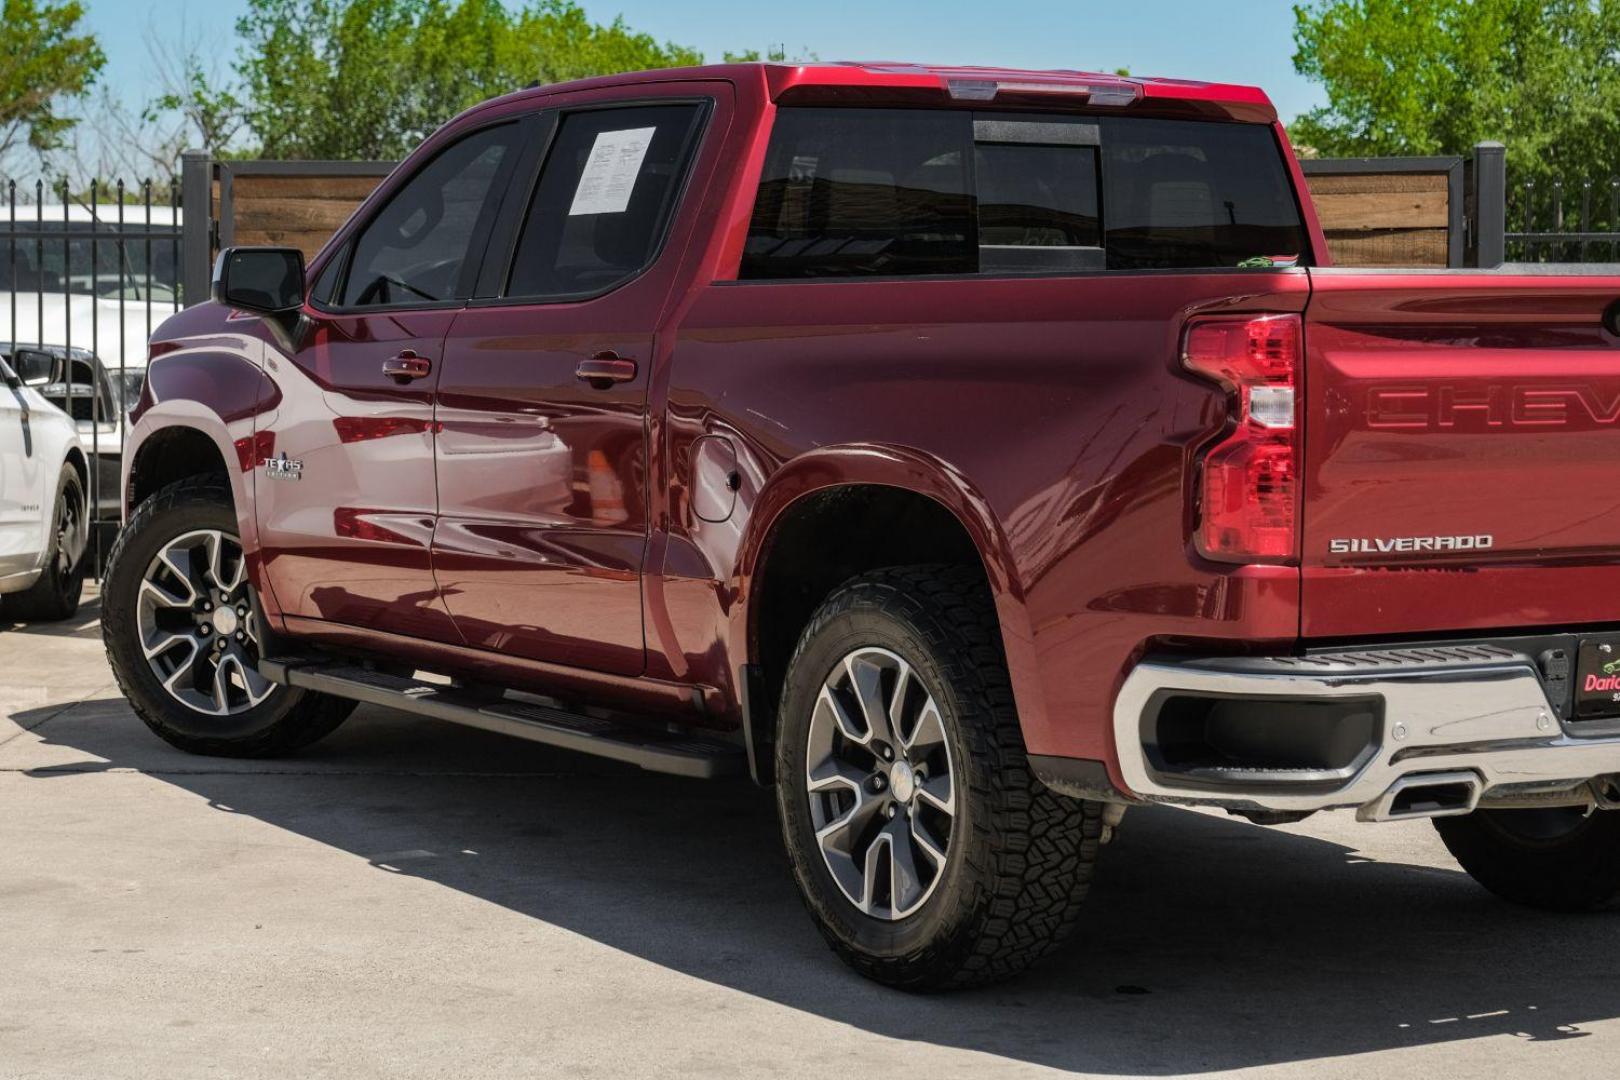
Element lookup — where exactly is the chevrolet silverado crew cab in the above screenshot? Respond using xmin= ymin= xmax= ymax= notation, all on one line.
xmin=102 ymin=61 xmax=1620 ymax=990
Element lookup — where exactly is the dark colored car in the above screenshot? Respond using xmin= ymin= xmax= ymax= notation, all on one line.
xmin=102 ymin=61 xmax=1620 ymax=989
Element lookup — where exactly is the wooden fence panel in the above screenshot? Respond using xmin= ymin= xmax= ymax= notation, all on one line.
xmin=231 ymin=175 xmax=383 ymax=255
xmin=215 ymin=162 xmax=393 ymax=264
xmin=1301 ymin=157 xmax=1463 ymax=268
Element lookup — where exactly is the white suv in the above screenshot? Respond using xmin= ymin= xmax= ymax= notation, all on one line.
xmin=0 ymin=351 xmax=88 ymax=620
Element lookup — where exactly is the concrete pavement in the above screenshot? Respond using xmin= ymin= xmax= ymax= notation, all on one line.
xmin=4 ymin=588 xmax=1618 ymax=1079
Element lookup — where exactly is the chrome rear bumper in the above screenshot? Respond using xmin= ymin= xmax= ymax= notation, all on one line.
xmin=1113 ymin=646 xmax=1620 ymax=821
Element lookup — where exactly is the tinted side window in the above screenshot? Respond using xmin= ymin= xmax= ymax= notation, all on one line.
xmin=505 ymin=104 xmax=702 ymax=299
xmin=1100 ymin=118 xmax=1305 ymax=270
xmin=742 ymin=108 xmax=975 ymax=279
xmin=341 ymin=123 xmax=517 ymax=307
xmin=742 ymin=109 xmax=1306 ymax=279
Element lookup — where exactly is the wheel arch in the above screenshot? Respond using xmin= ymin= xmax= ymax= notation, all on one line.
xmin=62 ymin=444 xmax=89 ymax=494
xmin=123 ymin=408 xmax=254 ymax=564
xmin=733 ymin=445 xmax=1043 ymax=781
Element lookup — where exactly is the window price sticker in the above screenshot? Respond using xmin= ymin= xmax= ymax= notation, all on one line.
xmin=568 ymin=127 xmax=657 ymax=215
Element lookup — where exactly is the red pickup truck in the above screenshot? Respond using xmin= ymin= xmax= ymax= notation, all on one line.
xmin=102 ymin=61 xmax=1620 ymax=989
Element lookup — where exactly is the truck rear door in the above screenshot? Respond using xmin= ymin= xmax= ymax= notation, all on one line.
xmin=1301 ymin=270 xmax=1620 ymax=638
xmin=432 ymin=88 xmax=722 ymax=676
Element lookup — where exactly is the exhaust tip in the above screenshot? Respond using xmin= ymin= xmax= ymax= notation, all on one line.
xmin=1359 ymin=771 xmax=1482 ymax=822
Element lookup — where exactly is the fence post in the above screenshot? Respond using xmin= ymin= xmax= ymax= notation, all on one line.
xmin=180 ymin=149 xmax=212 ymax=306
xmin=1472 ymin=140 xmax=1506 ymax=268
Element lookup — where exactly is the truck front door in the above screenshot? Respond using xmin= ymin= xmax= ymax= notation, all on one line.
xmin=254 ymin=120 xmax=525 ymax=641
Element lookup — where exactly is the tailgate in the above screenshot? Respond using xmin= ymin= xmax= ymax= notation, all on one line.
xmin=1302 ymin=268 xmax=1620 ymax=639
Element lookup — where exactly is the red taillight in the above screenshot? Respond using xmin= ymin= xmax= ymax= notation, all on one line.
xmin=1182 ymin=314 xmax=1301 ymax=563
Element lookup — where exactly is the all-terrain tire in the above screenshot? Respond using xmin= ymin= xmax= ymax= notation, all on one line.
xmin=1435 ymin=806 xmax=1620 ymax=911
xmin=102 ymin=475 xmax=354 ymax=757
xmin=3 ymin=462 xmax=86 ymax=622
xmin=775 ymin=564 xmax=1105 ymax=991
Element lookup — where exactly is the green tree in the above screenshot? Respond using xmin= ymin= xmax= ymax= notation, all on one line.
xmin=145 ymin=57 xmax=248 ymax=163
xmin=722 ymin=46 xmax=818 ymax=63
xmin=235 ymin=0 xmax=703 ymax=159
xmin=1292 ymin=0 xmax=1620 ymax=184
xmin=0 ymin=0 xmax=105 ymax=163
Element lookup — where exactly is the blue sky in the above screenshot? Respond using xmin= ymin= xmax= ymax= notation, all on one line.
xmin=85 ymin=0 xmax=1327 ymax=123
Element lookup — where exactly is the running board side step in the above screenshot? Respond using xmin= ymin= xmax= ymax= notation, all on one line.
xmin=261 ymin=659 xmax=745 ymax=780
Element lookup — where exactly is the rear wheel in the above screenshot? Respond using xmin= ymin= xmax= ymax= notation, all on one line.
xmin=1434 ymin=806 xmax=1620 ymax=910
xmin=102 ymin=475 xmax=353 ymax=757
xmin=776 ymin=565 xmax=1105 ymax=990
xmin=3 ymin=463 xmax=86 ymax=622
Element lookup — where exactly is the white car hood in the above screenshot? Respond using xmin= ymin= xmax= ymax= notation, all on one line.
xmin=2 ymin=291 xmax=157 ymax=375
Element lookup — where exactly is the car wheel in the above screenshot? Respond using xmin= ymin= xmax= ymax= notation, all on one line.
xmin=775 ymin=564 xmax=1105 ymax=990
xmin=102 ymin=475 xmax=354 ymax=757
xmin=1435 ymin=805 xmax=1620 ymax=910
xmin=3 ymin=462 xmax=87 ymax=622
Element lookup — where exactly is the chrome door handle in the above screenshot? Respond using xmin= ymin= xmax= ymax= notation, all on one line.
xmin=575 ymin=353 xmax=638 ymax=390
xmin=382 ymin=351 xmax=432 ymax=382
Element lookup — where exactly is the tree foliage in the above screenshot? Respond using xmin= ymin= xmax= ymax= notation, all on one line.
xmin=0 ymin=0 xmax=105 ymax=163
xmin=1292 ymin=0 xmax=1620 ymax=183
xmin=146 ymin=57 xmax=248 ymax=164
xmin=722 ymin=46 xmax=818 ymax=63
xmin=236 ymin=0 xmax=704 ymax=159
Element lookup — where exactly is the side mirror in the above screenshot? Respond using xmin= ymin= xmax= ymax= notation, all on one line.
xmin=212 ymin=247 xmax=305 ymax=315
xmin=11 ymin=348 xmax=56 ymax=386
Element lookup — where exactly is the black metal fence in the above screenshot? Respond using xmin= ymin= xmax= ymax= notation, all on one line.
xmin=1506 ymin=177 xmax=1620 ymax=263
xmin=1 ymin=172 xmax=189 ymax=573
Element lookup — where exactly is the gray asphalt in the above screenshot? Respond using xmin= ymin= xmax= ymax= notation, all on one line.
xmin=2 ymin=587 xmax=1614 ymax=1079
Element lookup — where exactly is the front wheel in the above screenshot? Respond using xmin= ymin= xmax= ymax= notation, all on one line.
xmin=775 ymin=565 xmax=1105 ymax=991
xmin=102 ymin=475 xmax=353 ymax=757
xmin=1435 ymin=805 xmax=1620 ymax=910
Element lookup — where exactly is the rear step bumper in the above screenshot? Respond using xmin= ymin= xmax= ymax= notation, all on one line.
xmin=1113 ymin=646 xmax=1620 ymax=821
xmin=261 ymin=659 xmax=745 ymax=779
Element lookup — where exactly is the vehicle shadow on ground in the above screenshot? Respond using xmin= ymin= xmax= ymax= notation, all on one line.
xmin=0 ymin=592 xmax=102 ymax=640
xmin=16 ymin=698 xmax=1615 ymax=1075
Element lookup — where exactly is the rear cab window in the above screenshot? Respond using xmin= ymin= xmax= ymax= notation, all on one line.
xmin=1100 ymin=118 xmax=1305 ymax=270
xmin=742 ymin=107 xmax=1306 ymax=279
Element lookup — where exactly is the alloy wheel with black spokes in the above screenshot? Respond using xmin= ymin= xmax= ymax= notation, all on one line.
xmin=806 ymin=647 xmax=956 ymax=920
xmin=103 ymin=475 xmax=354 ymax=757
xmin=137 ymin=528 xmax=275 ymax=716
xmin=776 ymin=565 xmax=1106 ymax=991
